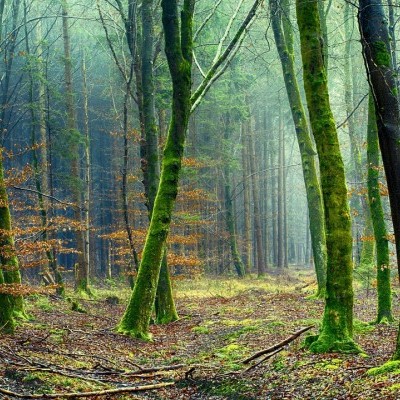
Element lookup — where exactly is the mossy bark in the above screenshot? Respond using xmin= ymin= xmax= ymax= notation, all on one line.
xmin=358 ymin=0 xmax=400 ymax=359
xmin=155 ymin=250 xmax=178 ymax=323
xmin=296 ymin=0 xmax=359 ymax=353
xmin=141 ymin=0 xmax=178 ymax=324
xmin=270 ymin=0 xmax=326 ymax=294
xmin=118 ymin=0 xmax=194 ymax=339
xmin=0 ymin=153 xmax=25 ymax=332
xmin=367 ymin=94 xmax=393 ymax=323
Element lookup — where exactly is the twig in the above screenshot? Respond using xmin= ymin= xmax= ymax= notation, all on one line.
xmin=12 ymin=186 xmax=81 ymax=209
xmin=242 ymin=326 xmax=314 ymax=364
xmin=0 ymin=382 xmax=175 ymax=399
xmin=244 ymin=348 xmax=284 ymax=372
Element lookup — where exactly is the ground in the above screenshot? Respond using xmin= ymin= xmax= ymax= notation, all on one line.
xmin=0 ymin=271 xmax=400 ymax=399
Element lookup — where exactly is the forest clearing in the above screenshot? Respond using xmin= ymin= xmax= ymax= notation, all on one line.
xmin=1 ymin=275 xmax=400 ymax=399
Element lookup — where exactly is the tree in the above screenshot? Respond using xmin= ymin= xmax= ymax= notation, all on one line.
xmin=118 ymin=0 xmax=262 ymax=339
xmin=270 ymin=0 xmax=326 ymax=293
xmin=118 ymin=0 xmax=195 ymax=339
xmin=366 ymin=93 xmax=393 ymax=323
xmin=61 ymin=0 xmax=89 ymax=295
xmin=296 ymin=0 xmax=359 ymax=353
xmin=358 ymin=0 xmax=400 ymax=358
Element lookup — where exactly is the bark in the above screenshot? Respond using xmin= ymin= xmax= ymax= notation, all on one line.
xmin=277 ymin=109 xmax=285 ymax=271
xmin=241 ymin=128 xmax=252 ymax=273
xmin=367 ymin=93 xmax=393 ymax=323
xmin=36 ymin=19 xmax=62 ymax=294
xmin=81 ymin=54 xmax=91 ymax=295
xmin=296 ymin=0 xmax=359 ymax=353
xmin=343 ymin=3 xmax=374 ymax=269
xmin=246 ymin=120 xmax=266 ymax=276
xmin=141 ymin=0 xmax=177 ymax=323
xmin=223 ymin=114 xmax=245 ymax=277
xmin=270 ymin=0 xmax=326 ymax=292
xmin=118 ymin=0 xmax=194 ymax=339
xmin=358 ymin=0 xmax=400 ymax=359
xmin=61 ymin=1 xmax=88 ymax=295
xmin=0 ymin=152 xmax=25 ymax=332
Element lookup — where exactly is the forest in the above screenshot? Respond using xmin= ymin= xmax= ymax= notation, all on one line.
xmin=0 ymin=0 xmax=400 ymax=398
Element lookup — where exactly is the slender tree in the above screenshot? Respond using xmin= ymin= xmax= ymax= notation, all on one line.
xmin=297 ymin=0 xmax=359 ymax=353
xmin=270 ymin=0 xmax=326 ymax=293
xmin=367 ymin=94 xmax=393 ymax=323
xmin=118 ymin=0 xmax=195 ymax=339
xmin=61 ymin=0 xmax=88 ymax=295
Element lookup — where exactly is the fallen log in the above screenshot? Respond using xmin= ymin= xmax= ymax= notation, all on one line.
xmin=242 ymin=325 xmax=314 ymax=364
xmin=0 ymin=381 xmax=175 ymax=399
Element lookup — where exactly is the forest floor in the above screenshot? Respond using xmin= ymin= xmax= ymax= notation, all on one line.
xmin=1 ymin=270 xmax=400 ymax=399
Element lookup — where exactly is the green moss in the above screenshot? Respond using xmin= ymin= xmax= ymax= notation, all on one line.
xmin=372 ymin=41 xmax=391 ymax=67
xmin=368 ymin=360 xmax=400 ymax=376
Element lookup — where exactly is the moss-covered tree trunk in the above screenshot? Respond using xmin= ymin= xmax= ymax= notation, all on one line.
xmin=118 ymin=0 xmax=194 ymax=339
xmin=367 ymin=94 xmax=393 ymax=323
xmin=358 ymin=0 xmax=400 ymax=359
xmin=0 ymin=153 xmax=25 ymax=332
xmin=296 ymin=0 xmax=359 ymax=353
xmin=270 ymin=0 xmax=326 ymax=294
xmin=141 ymin=0 xmax=178 ymax=324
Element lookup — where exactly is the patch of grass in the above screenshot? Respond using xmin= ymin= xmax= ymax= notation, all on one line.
xmin=191 ymin=326 xmax=210 ymax=334
xmin=174 ymin=276 xmax=297 ymax=299
xmin=28 ymin=295 xmax=54 ymax=312
xmin=199 ymin=378 xmax=257 ymax=399
xmin=224 ymin=325 xmax=259 ymax=340
xmin=214 ymin=343 xmax=247 ymax=370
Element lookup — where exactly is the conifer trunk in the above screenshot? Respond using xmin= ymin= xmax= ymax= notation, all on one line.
xmin=246 ymin=120 xmax=266 ymax=276
xmin=62 ymin=1 xmax=88 ymax=295
xmin=296 ymin=0 xmax=359 ymax=353
xmin=241 ymin=128 xmax=252 ymax=273
xmin=118 ymin=0 xmax=194 ymax=339
xmin=224 ymin=114 xmax=245 ymax=277
xmin=367 ymin=94 xmax=393 ymax=323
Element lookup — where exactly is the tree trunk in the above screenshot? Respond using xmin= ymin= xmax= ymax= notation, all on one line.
xmin=141 ymin=0 xmax=177 ymax=323
xmin=223 ymin=114 xmax=245 ymax=277
xmin=118 ymin=0 xmax=194 ymax=339
xmin=367 ymin=93 xmax=393 ymax=323
xmin=270 ymin=0 xmax=326 ymax=292
xmin=343 ymin=3 xmax=374 ymax=269
xmin=358 ymin=0 xmax=400 ymax=359
xmin=246 ymin=120 xmax=266 ymax=276
xmin=241 ymin=127 xmax=252 ymax=273
xmin=0 ymin=153 xmax=25 ymax=332
xmin=297 ymin=0 xmax=359 ymax=353
xmin=62 ymin=1 xmax=88 ymax=295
